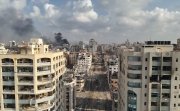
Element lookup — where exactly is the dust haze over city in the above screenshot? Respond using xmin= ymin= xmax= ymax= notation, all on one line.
xmin=1 ymin=0 xmax=180 ymax=111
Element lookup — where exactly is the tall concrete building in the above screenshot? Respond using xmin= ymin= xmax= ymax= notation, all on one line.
xmin=89 ymin=39 xmax=97 ymax=54
xmin=118 ymin=41 xmax=180 ymax=111
xmin=62 ymin=70 xmax=76 ymax=111
xmin=0 ymin=38 xmax=66 ymax=111
xmin=77 ymin=51 xmax=92 ymax=73
xmin=107 ymin=58 xmax=118 ymax=111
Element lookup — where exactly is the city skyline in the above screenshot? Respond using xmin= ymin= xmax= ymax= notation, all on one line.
xmin=1 ymin=0 xmax=180 ymax=43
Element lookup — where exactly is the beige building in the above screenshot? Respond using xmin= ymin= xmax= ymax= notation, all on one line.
xmin=118 ymin=41 xmax=180 ymax=111
xmin=0 ymin=38 xmax=66 ymax=111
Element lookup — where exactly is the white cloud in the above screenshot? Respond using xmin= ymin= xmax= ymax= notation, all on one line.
xmin=72 ymin=0 xmax=98 ymax=22
xmin=44 ymin=3 xmax=59 ymax=18
xmin=30 ymin=6 xmax=41 ymax=18
xmin=27 ymin=0 xmax=180 ymax=42
xmin=0 ymin=0 xmax=27 ymax=10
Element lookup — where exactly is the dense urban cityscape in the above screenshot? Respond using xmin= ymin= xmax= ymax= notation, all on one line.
xmin=1 ymin=37 xmax=180 ymax=111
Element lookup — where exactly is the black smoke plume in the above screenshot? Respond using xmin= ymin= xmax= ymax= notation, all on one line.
xmin=54 ymin=32 xmax=69 ymax=45
xmin=0 ymin=8 xmax=39 ymax=42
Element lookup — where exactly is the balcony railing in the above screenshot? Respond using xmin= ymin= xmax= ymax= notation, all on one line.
xmin=3 ymin=81 xmax=14 ymax=86
xmin=37 ymin=70 xmax=51 ymax=75
xmin=2 ymin=63 xmax=14 ymax=66
xmin=37 ymin=62 xmax=51 ymax=66
xmin=4 ymin=99 xmax=15 ymax=103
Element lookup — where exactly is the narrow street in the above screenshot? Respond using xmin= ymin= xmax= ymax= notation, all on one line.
xmin=76 ymin=65 xmax=112 ymax=111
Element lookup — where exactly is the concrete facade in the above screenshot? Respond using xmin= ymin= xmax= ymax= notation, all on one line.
xmin=0 ymin=38 xmax=66 ymax=111
xmin=118 ymin=41 xmax=180 ymax=111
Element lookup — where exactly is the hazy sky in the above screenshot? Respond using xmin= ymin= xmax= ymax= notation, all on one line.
xmin=0 ymin=0 xmax=180 ymax=43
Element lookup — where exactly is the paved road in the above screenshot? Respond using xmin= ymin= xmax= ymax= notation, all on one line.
xmin=76 ymin=66 xmax=112 ymax=111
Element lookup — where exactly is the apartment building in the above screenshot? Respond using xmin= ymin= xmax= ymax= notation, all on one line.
xmin=0 ymin=38 xmax=66 ymax=111
xmin=62 ymin=71 xmax=76 ymax=111
xmin=107 ymin=58 xmax=118 ymax=111
xmin=108 ymin=58 xmax=118 ymax=92
xmin=77 ymin=51 xmax=92 ymax=73
xmin=75 ymin=74 xmax=85 ymax=92
xmin=68 ymin=52 xmax=79 ymax=67
xmin=118 ymin=41 xmax=180 ymax=111
xmin=89 ymin=39 xmax=98 ymax=54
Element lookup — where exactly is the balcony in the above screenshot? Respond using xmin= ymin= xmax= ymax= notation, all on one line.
xmin=162 ymin=89 xmax=170 ymax=93
xmin=151 ymin=97 xmax=159 ymax=102
xmin=3 ymin=81 xmax=14 ymax=86
xmin=17 ymin=58 xmax=33 ymax=66
xmin=128 ymin=70 xmax=142 ymax=74
xmin=2 ymin=58 xmax=14 ymax=66
xmin=4 ymin=99 xmax=15 ymax=103
xmin=37 ymin=84 xmax=55 ymax=93
xmin=17 ymin=67 xmax=33 ymax=76
xmin=161 ymin=106 xmax=169 ymax=111
xmin=163 ymin=62 xmax=172 ymax=66
xmin=18 ymin=77 xmax=33 ymax=85
xmin=161 ymin=98 xmax=170 ymax=102
xmin=3 ymin=86 xmax=15 ymax=94
xmin=37 ymin=62 xmax=51 ymax=66
xmin=37 ymin=103 xmax=54 ymax=111
xmin=37 ymin=77 xmax=53 ymax=85
xmin=2 ymin=72 xmax=14 ymax=76
xmin=161 ymin=80 xmax=171 ymax=84
xmin=37 ymin=58 xmax=51 ymax=66
xmin=19 ymin=95 xmax=35 ymax=104
xmin=36 ymin=94 xmax=55 ymax=103
xmin=37 ymin=70 xmax=51 ymax=75
xmin=18 ymin=86 xmax=34 ymax=94
xmin=2 ymin=63 xmax=14 ymax=66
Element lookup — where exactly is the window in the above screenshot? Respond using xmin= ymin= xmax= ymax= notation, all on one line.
xmin=128 ymin=56 xmax=141 ymax=61
xmin=174 ymin=95 xmax=176 ymax=98
xmin=162 ymin=84 xmax=171 ymax=89
xmin=163 ymin=66 xmax=171 ymax=71
xmin=175 ymin=86 xmax=177 ymax=89
xmin=163 ymin=57 xmax=172 ymax=62
xmin=161 ymin=102 xmax=169 ymax=106
xmin=151 ymin=93 xmax=159 ymax=97
xmin=152 ymin=84 xmax=159 ymax=89
xmin=128 ymin=65 xmax=142 ymax=70
xmin=144 ymin=93 xmax=147 ymax=97
xmin=175 ymin=77 xmax=178 ymax=80
xmin=145 ymin=58 xmax=148 ymax=61
xmin=174 ymin=104 xmax=176 ymax=107
xmin=176 ymin=58 xmax=178 ymax=62
xmin=145 ymin=85 xmax=147 ymax=88
xmin=145 ymin=76 xmax=147 ymax=79
xmin=127 ymin=73 xmax=142 ymax=79
xmin=145 ymin=67 xmax=147 ymax=70
xmin=176 ymin=68 xmax=178 ymax=71
xmin=152 ymin=57 xmax=161 ymax=62
xmin=151 ymin=102 xmax=158 ymax=106
xmin=152 ymin=66 xmax=161 ymax=70
xmin=144 ymin=102 xmax=146 ymax=105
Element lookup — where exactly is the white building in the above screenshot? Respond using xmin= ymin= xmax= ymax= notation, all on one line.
xmin=118 ymin=41 xmax=180 ymax=111
xmin=77 ymin=51 xmax=92 ymax=73
xmin=0 ymin=38 xmax=66 ymax=111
